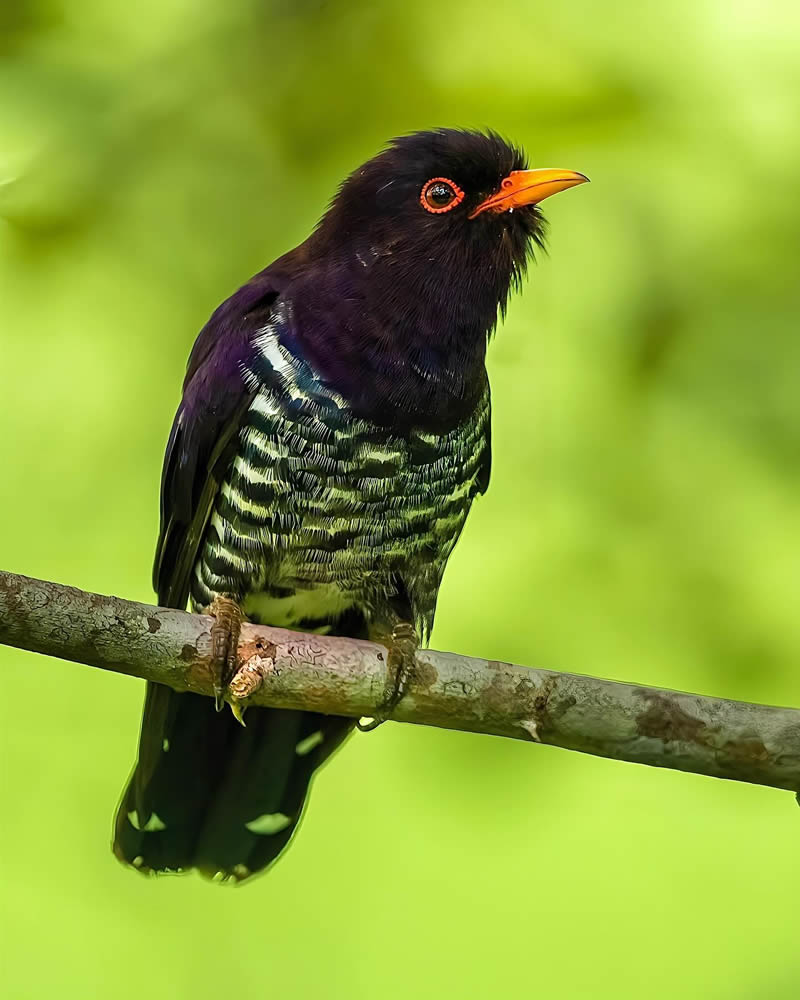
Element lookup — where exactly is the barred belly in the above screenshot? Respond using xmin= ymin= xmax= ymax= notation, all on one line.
xmin=191 ymin=308 xmax=490 ymax=637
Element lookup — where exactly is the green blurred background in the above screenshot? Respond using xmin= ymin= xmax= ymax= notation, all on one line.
xmin=2 ymin=1 xmax=799 ymax=997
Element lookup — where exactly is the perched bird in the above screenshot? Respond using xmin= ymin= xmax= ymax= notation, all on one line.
xmin=114 ymin=128 xmax=587 ymax=882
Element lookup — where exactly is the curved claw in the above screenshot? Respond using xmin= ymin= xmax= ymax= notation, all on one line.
xmin=228 ymin=699 xmax=248 ymax=727
xmin=357 ymin=715 xmax=382 ymax=733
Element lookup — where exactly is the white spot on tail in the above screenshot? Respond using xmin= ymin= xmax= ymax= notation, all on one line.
xmin=128 ymin=810 xmax=167 ymax=832
xmin=295 ymin=730 xmax=325 ymax=757
xmin=244 ymin=812 xmax=292 ymax=835
xmin=162 ymin=738 xmax=170 ymax=752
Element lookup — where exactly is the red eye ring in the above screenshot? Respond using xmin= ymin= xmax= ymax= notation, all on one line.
xmin=420 ymin=177 xmax=465 ymax=214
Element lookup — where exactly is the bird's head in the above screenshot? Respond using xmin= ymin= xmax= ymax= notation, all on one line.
xmin=312 ymin=128 xmax=587 ymax=332
xmin=289 ymin=129 xmax=587 ymax=429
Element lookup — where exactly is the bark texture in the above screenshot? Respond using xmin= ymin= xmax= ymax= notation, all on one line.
xmin=1 ymin=570 xmax=799 ymax=794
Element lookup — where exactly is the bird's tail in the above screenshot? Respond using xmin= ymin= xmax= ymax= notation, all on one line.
xmin=113 ymin=682 xmax=352 ymax=882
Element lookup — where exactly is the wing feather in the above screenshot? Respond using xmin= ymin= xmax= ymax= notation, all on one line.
xmin=152 ymin=280 xmax=279 ymax=609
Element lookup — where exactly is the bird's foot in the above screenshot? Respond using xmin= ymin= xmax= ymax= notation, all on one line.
xmin=358 ymin=621 xmax=418 ymax=732
xmin=227 ymin=653 xmax=273 ymax=727
xmin=206 ymin=596 xmax=244 ymax=713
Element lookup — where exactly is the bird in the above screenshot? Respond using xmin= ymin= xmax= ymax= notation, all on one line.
xmin=113 ymin=128 xmax=587 ymax=883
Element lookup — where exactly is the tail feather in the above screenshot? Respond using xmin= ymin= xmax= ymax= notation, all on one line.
xmin=114 ymin=683 xmax=352 ymax=881
xmin=196 ymin=709 xmax=352 ymax=880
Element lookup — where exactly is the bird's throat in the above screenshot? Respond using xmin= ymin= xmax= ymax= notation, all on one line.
xmin=287 ymin=262 xmax=496 ymax=433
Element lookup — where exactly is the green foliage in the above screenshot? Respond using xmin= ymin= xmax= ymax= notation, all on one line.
xmin=2 ymin=2 xmax=798 ymax=997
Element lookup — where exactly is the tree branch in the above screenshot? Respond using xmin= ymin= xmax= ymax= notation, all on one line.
xmin=1 ymin=569 xmax=799 ymax=796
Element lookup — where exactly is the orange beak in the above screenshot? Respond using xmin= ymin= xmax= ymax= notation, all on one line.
xmin=469 ymin=168 xmax=589 ymax=219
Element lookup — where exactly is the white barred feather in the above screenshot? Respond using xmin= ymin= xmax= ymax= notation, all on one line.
xmin=192 ymin=308 xmax=489 ymax=639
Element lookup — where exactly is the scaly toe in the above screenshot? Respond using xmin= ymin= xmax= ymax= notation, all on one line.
xmin=206 ymin=596 xmax=244 ymax=711
xmin=360 ymin=621 xmax=418 ymax=732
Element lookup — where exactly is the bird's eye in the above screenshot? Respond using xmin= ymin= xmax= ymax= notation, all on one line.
xmin=420 ymin=177 xmax=465 ymax=214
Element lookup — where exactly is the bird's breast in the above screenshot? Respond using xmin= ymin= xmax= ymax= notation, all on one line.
xmin=190 ymin=306 xmax=490 ymax=633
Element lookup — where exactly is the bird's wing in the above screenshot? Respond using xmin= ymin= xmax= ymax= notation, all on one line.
xmin=152 ymin=277 xmax=280 ymax=610
xmin=124 ymin=276 xmax=288 ymax=859
xmin=120 ymin=275 xmax=361 ymax=880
